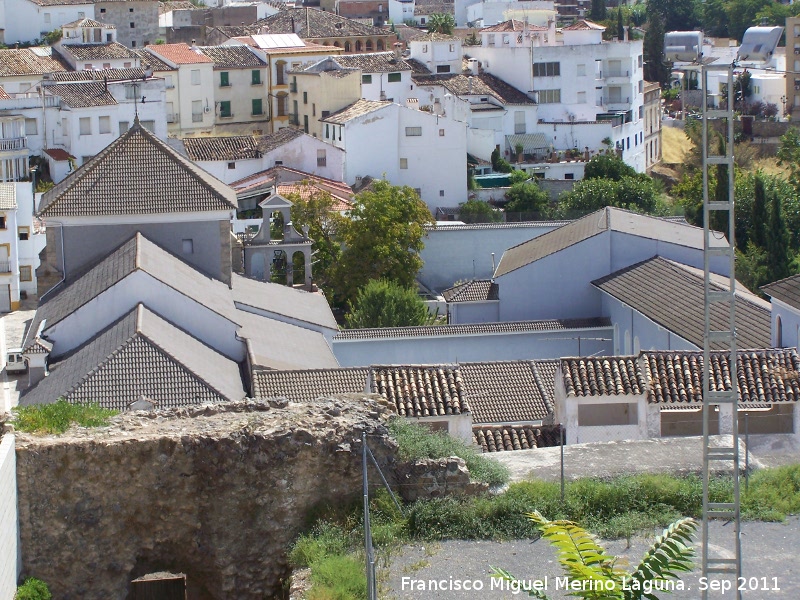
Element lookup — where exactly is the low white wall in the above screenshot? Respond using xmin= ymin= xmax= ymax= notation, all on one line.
xmin=0 ymin=433 xmax=19 ymax=599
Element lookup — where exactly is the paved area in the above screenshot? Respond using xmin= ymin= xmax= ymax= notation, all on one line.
xmin=489 ymin=434 xmax=799 ymax=482
xmin=0 ymin=303 xmax=37 ymax=412
xmin=386 ymin=518 xmax=800 ymax=599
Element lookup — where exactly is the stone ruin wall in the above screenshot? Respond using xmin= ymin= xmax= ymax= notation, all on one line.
xmin=14 ymin=396 xmax=400 ymax=600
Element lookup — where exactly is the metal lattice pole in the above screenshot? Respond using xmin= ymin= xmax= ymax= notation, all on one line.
xmin=701 ymin=63 xmax=742 ymax=600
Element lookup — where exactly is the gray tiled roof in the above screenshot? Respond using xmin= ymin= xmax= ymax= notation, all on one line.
xmin=321 ymin=99 xmax=391 ymax=125
xmin=562 ymin=356 xmax=645 ymax=397
xmin=442 ymin=279 xmax=498 ymax=303
xmin=20 ymin=304 xmax=245 ymax=410
xmin=473 ymin=424 xmax=561 ymax=452
xmin=762 ymin=274 xmax=800 ymax=311
xmin=460 ymin=360 xmax=556 ymax=423
xmin=0 ymin=48 xmax=66 ymax=76
xmin=0 ymin=184 xmax=17 ymax=210
xmin=334 ymin=317 xmax=610 ymax=340
xmin=60 ymin=42 xmax=139 ymax=60
xmin=642 ymin=349 xmax=800 ymax=405
xmin=592 ymin=256 xmax=771 ymax=350
xmin=183 ymin=136 xmax=260 ymax=161
xmin=333 ymin=52 xmax=411 ymax=72
xmin=370 ymin=365 xmax=469 ymax=417
xmin=413 ymin=72 xmax=534 ymax=105
xmin=24 ymin=233 xmax=238 ymax=353
xmin=255 ymin=127 xmax=306 ymax=153
xmin=251 ymin=367 xmax=369 ymax=401
xmin=38 ymin=119 xmax=238 ymax=217
xmin=429 ymin=221 xmax=568 ymax=231
xmin=250 ymin=8 xmax=388 ymax=39
xmin=49 ymin=67 xmax=148 ymax=81
xmin=46 ymin=81 xmax=117 ymax=108
xmin=414 ymin=4 xmax=454 ymax=15
xmin=197 ymin=45 xmax=266 ymax=68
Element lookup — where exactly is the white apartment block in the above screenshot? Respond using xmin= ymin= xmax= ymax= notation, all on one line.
xmin=0 ymin=183 xmax=43 ymax=310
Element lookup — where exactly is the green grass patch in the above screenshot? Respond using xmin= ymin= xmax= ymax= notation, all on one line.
xmin=12 ymin=400 xmax=117 ymax=434
xmin=386 ymin=418 xmax=509 ymax=487
xmin=15 ymin=577 xmax=51 ymax=600
xmin=307 ymin=555 xmax=367 ymax=600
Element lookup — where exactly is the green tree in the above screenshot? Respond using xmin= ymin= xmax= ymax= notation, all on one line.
xmin=648 ymin=0 xmax=700 ymax=32
xmin=331 ymin=181 xmax=433 ymax=306
xmin=426 ymin=13 xmax=455 ymax=35
xmin=557 ymin=175 xmax=662 ymax=216
xmin=777 ymin=127 xmax=800 ymax=193
xmin=702 ymin=0 xmax=729 ymax=37
xmin=505 ymin=182 xmax=550 ymax=214
xmin=345 ymin=279 xmax=434 ymax=328
xmin=458 ymin=199 xmax=501 ymax=223
xmin=736 ymin=242 xmax=769 ymax=292
xmin=713 ymin=135 xmax=730 ymax=236
xmin=617 ymin=7 xmax=625 ymax=40
xmin=643 ymin=9 xmax=668 ymax=86
xmin=492 ymin=512 xmax=697 ymax=600
xmin=591 ymin=0 xmax=606 ymax=21
xmin=750 ymin=171 xmax=768 ymax=249
xmin=583 ymin=152 xmax=637 ymax=181
xmin=727 ymin=0 xmax=773 ymax=41
xmin=767 ymin=192 xmax=792 ymax=282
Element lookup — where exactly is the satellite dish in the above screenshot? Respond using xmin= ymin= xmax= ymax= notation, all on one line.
xmin=738 ymin=26 xmax=783 ymax=63
xmin=664 ymin=31 xmax=703 ymax=63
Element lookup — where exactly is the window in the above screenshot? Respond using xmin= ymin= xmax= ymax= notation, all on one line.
xmin=251 ymin=69 xmax=261 ymax=85
xmin=537 ymin=89 xmax=561 ymax=103
xmin=639 ymin=80 xmax=644 ymax=93
xmin=99 ymin=7 xmax=105 ymax=12
xmin=78 ymin=10 xmax=84 ymax=17
xmin=356 ymin=41 xmax=362 ymax=51
xmin=439 ymin=190 xmax=445 ymax=197
xmin=422 ymin=44 xmax=428 ymax=53
xmin=141 ymin=120 xmax=155 ymax=132
xmin=191 ymin=69 xmax=200 ymax=85
xmin=124 ymin=61 xmax=131 ymax=68
xmin=84 ymin=64 xmax=92 ymax=70
xmin=564 ymin=173 xmax=574 ymax=180
xmin=131 ymin=41 xmax=137 ymax=47
xmin=219 ymin=101 xmax=232 ymax=118
xmin=405 ymin=126 xmax=422 ymax=136
xmin=638 ymin=55 xmax=643 ymax=67
xmin=119 ymin=121 xmax=130 ymax=134
xmin=228 ymin=162 xmax=236 ymax=169
xmin=220 ymin=71 xmax=230 ymax=87
xmin=99 ymin=116 xmax=111 ymax=134
xmin=24 ymin=118 xmax=37 ymax=135
xmin=276 ymin=60 xmax=287 ymax=85
xmin=165 ymin=75 xmax=174 ymax=89
xmin=182 ymin=239 xmax=194 ymax=254
xmin=533 ymin=62 xmax=560 ymax=77
xmin=317 ymin=149 xmax=326 ymax=167
xmin=192 ymin=100 xmax=203 ymax=122
xmin=19 ymin=266 xmax=31 ymax=282
xmin=400 ymin=158 xmax=408 ymax=169
xmin=577 ymin=91 xmax=586 ymax=103
xmin=439 ymin=128 xmax=445 ymax=136
xmin=502 ymin=35 xmax=510 ymax=45
xmin=130 ymin=22 xmax=135 ymax=28
xmin=303 ymin=91 xmax=308 ymax=104
xmin=312 ymin=103 xmax=316 ymax=116
xmin=303 ymin=114 xmax=309 ymax=133
xmin=18 ymin=227 xmax=29 ymax=241
xmin=514 ymin=111 xmax=525 ymax=134
xmin=388 ymin=72 xmax=401 ymax=82
xmin=449 ymin=44 xmax=455 ymax=52
xmin=252 ymin=98 xmax=263 ymax=116
xmin=277 ymin=93 xmax=288 ymax=116
xmin=125 ymin=85 xmax=137 ymax=100
xmin=43 ymin=12 xmax=51 ymax=24
xmin=325 ymin=123 xmax=329 ymax=138
xmin=79 ymin=117 xmax=91 ymax=136
xmin=129 ymin=7 xmax=134 ymax=11
xmin=414 ymin=188 xmax=421 ymax=196
xmin=488 ymin=34 xmax=495 ymax=46
xmin=362 ymin=74 xmax=372 ymax=84
xmin=436 ymin=65 xmax=450 ymax=73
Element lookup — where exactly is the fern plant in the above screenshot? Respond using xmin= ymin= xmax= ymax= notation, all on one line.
xmin=492 ymin=511 xmax=697 ymax=600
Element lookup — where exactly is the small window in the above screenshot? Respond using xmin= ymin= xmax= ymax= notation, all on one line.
xmin=227 ymin=162 xmax=236 ymax=169
xmin=119 ymin=121 xmax=130 ymax=135
xmin=24 ymin=118 xmax=37 ymax=135
xmin=131 ymin=41 xmax=137 ymax=47
xmin=129 ymin=7 xmax=134 ymax=11
xmin=400 ymin=158 xmax=408 ymax=169
xmin=18 ymin=227 xmax=29 ymax=241
xmin=99 ymin=116 xmax=111 ymax=134
xmin=449 ymin=44 xmax=455 ymax=52
xmin=439 ymin=129 xmax=444 ymax=136
xmin=124 ymin=61 xmax=131 ymax=68
xmin=564 ymin=173 xmax=574 ymax=180
xmin=251 ymin=70 xmax=261 ymax=85
xmin=43 ymin=12 xmax=51 ymax=24
xmin=362 ymin=74 xmax=372 ymax=84
xmin=191 ymin=70 xmax=200 ymax=85
xmin=99 ymin=7 xmax=105 ymax=12
xmin=325 ymin=123 xmax=329 ymax=138
xmin=219 ymin=101 xmax=232 ymax=118
xmin=130 ymin=22 xmax=135 ymax=28
xmin=436 ymin=65 xmax=450 ymax=73
xmin=19 ymin=266 xmax=32 ymax=282
xmin=405 ymin=126 xmax=422 ymax=136
xmin=220 ymin=71 xmax=230 ymax=87
xmin=303 ymin=91 xmax=308 ymax=104
xmin=252 ymin=98 xmax=263 ymax=115
xmin=79 ymin=117 xmax=91 ymax=136
xmin=317 ymin=149 xmax=326 ymax=167
xmin=78 ymin=10 xmax=84 ymax=17
xmin=182 ymin=239 xmax=194 ymax=254
xmin=0 ymin=216 xmax=6 ymax=229
xmin=388 ymin=72 xmax=401 ymax=83
xmin=141 ymin=120 xmax=155 ymax=132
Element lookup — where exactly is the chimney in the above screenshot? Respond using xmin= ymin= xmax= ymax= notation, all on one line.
xmin=103 ymin=76 xmax=108 ymax=92
xmin=393 ymin=42 xmax=402 ymax=62
xmin=623 ymin=26 xmax=628 ymax=42
xmin=291 ymin=16 xmax=296 ymax=33
xmin=468 ymin=58 xmax=479 ymax=76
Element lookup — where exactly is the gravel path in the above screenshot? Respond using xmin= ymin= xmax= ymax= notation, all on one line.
xmin=385 ymin=518 xmax=800 ymax=599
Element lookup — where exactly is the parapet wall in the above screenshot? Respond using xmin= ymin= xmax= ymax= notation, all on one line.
xmin=15 ymin=397 xmax=397 ymax=600
xmin=0 ymin=432 xmax=19 ymax=600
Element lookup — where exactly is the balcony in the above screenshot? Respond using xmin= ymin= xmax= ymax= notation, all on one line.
xmin=0 ymin=261 xmax=11 ymax=274
xmin=604 ymin=69 xmax=630 ymax=81
xmin=0 ymin=138 xmax=27 ymax=152
xmin=603 ymin=96 xmax=631 ymax=107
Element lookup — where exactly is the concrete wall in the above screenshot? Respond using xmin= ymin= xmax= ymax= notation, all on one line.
xmin=769 ymin=299 xmax=800 ymax=350
xmin=332 ymin=326 xmax=613 ymax=366
xmin=448 ymin=300 xmax=499 ymax=324
xmin=0 ymin=433 xmax=19 ymax=600
xmin=418 ymin=222 xmax=559 ymax=292
xmin=601 ymin=294 xmax=699 ymax=354
xmin=96 ymin=0 xmax=159 ymax=48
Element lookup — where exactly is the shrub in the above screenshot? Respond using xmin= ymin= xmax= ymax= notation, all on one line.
xmin=12 ymin=400 xmax=117 ymax=434
xmin=307 ymin=555 xmax=367 ymax=600
xmin=16 ymin=578 xmax=51 ymax=600
xmin=386 ymin=418 xmax=509 ymax=487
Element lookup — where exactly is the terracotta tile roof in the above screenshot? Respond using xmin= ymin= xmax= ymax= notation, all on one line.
xmin=592 ymin=256 xmax=771 ymax=350
xmin=62 ymin=18 xmax=110 ymax=28
xmin=38 ymin=119 xmax=237 ymax=218
xmin=59 ymin=42 xmax=139 ymax=60
xmin=321 ymin=99 xmax=391 ymax=124
xmin=135 ymin=48 xmax=175 ymax=71
xmin=278 ymin=182 xmax=352 ymax=210
xmin=146 ymin=43 xmax=213 ymax=65
xmin=251 ymin=367 xmax=369 ymax=401
xmin=563 ymin=19 xmax=606 ymax=31
xmin=49 ymin=67 xmax=148 ymax=81
xmin=196 ymin=45 xmax=266 ymax=68
xmin=413 ymin=72 xmax=534 ymax=104
xmin=23 ymin=338 xmax=53 ymax=355
xmin=0 ymin=48 xmax=66 ymax=76
xmin=562 ymin=356 xmax=646 ymax=397
xmin=0 ymin=87 xmax=10 ymax=100
xmin=26 ymin=0 xmax=93 ymax=5
xmin=256 ymin=127 xmax=305 ymax=152
xmin=231 ymin=164 xmax=352 ymax=199
xmin=335 ymin=317 xmax=610 ymax=340
xmin=473 ymin=424 xmax=561 ymax=452
xmin=762 ymin=274 xmax=800 ymax=311
xmin=20 ymin=304 xmax=245 ymax=410
xmin=333 ymin=52 xmax=411 ymax=72
xmin=413 ymin=4 xmax=454 ymax=16
xmin=251 ymin=8 xmax=388 ymax=39
xmin=442 ymin=279 xmax=498 ymax=303
xmin=460 ymin=360 xmax=557 ymax=423
xmin=370 ymin=365 xmax=469 ymax=417
xmin=43 ymin=148 xmax=75 ymax=161
xmin=183 ymin=136 xmax=260 ymax=161
xmin=45 ymin=81 xmax=117 ymax=107
xmin=480 ymin=19 xmax=546 ymax=33
xmin=406 ymin=31 xmax=460 ymax=42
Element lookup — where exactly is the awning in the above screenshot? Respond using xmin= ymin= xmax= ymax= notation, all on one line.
xmin=505 ymin=133 xmax=549 ymax=153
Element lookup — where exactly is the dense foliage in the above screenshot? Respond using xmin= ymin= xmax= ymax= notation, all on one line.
xmin=344 ymin=279 xmax=433 ymax=329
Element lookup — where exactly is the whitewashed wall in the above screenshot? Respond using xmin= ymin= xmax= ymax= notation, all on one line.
xmin=0 ymin=434 xmax=19 ymax=600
